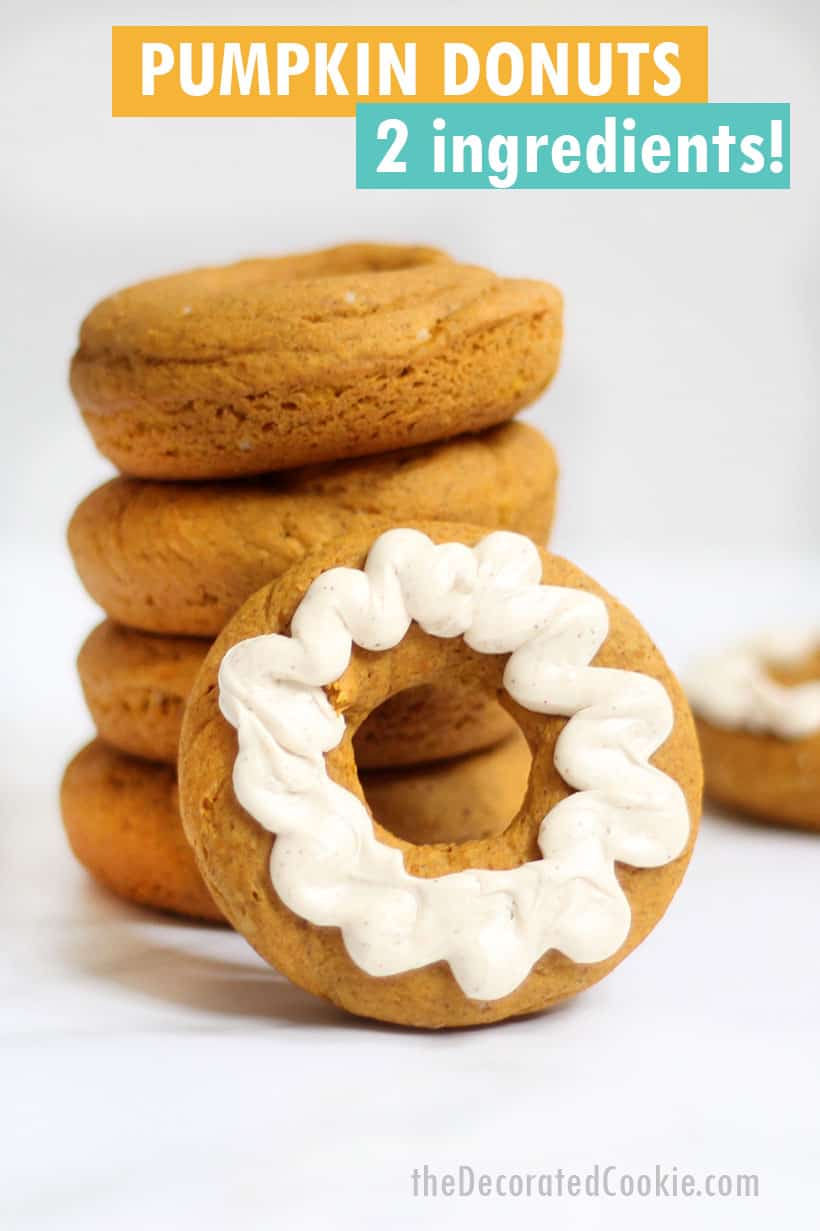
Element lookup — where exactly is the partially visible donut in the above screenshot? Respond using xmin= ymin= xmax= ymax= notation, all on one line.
xmin=70 ymin=244 xmax=563 ymax=479
xmin=60 ymin=740 xmax=223 ymax=922
xmin=77 ymin=623 xmax=204 ymax=765
xmin=67 ymin=422 xmax=558 ymax=636
xmin=76 ymin=619 xmax=515 ymax=769
xmin=688 ymin=630 xmax=820 ymax=830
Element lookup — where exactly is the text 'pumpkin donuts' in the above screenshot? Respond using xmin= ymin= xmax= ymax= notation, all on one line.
xmin=70 ymin=243 xmax=563 ymax=479
xmin=179 ymin=523 xmax=702 ymax=1028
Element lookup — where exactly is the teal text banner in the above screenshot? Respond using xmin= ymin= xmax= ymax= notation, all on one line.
xmin=356 ymin=103 xmax=790 ymax=189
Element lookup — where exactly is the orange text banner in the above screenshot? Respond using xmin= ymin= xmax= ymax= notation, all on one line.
xmin=112 ymin=27 xmax=709 ymax=116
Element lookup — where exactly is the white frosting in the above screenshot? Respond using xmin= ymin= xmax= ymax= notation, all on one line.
xmin=688 ymin=628 xmax=820 ymax=740
xmin=218 ymin=529 xmax=689 ymax=1002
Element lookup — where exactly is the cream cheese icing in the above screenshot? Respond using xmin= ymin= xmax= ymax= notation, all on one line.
xmin=687 ymin=628 xmax=820 ymax=740
xmin=218 ymin=529 xmax=689 ymax=1002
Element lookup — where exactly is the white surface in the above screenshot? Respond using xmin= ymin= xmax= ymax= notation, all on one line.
xmin=6 ymin=797 xmax=820 ymax=1231
xmin=2 ymin=0 xmax=819 ymax=1225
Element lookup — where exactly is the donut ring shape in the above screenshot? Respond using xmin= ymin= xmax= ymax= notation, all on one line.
xmin=688 ymin=630 xmax=820 ymax=829
xmin=70 ymin=244 xmax=563 ymax=479
xmin=180 ymin=523 xmax=701 ymax=1027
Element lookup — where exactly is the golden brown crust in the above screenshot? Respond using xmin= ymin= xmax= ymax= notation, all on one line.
xmin=60 ymin=740 xmax=222 ymax=922
xmin=696 ymin=717 xmax=820 ymax=830
xmin=67 ymin=422 xmax=557 ymax=636
xmin=77 ymin=622 xmax=204 ymax=764
xmin=77 ymin=619 xmax=516 ymax=769
xmin=70 ymin=245 xmax=563 ymax=479
xmin=178 ymin=521 xmax=702 ymax=1028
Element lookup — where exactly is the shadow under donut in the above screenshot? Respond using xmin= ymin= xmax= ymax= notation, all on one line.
xmin=60 ymin=875 xmax=576 ymax=1035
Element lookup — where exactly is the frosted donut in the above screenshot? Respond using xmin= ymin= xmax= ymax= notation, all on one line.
xmin=179 ymin=522 xmax=702 ymax=1028
xmin=70 ymin=244 xmax=563 ymax=480
xmin=688 ymin=630 xmax=820 ymax=830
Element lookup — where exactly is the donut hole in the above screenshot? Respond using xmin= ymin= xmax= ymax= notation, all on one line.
xmin=329 ymin=624 xmax=574 ymax=873
xmin=353 ymin=683 xmax=515 ymax=770
xmin=361 ymin=731 xmax=532 ymax=847
xmin=236 ymin=244 xmax=446 ymax=291
xmin=317 ymin=246 xmax=444 ymax=277
xmin=767 ymin=644 xmax=820 ymax=687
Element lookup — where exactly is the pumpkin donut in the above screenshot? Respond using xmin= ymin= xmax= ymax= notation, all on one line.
xmin=179 ymin=522 xmax=702 ymax=1028
xmin=59 ymin=735 xmax=529 ymax=924
xmin=67 ymin=422 xmax=557 ymax=637
xmin=688 ymin=630 xmax=820 ymax=830
xmin=60 ymin=740 xmax=222 ymax=922
xmin=70 ymin=243 xmax=563 ymax=479
xmin=76 ymin=619 xmax=515 ymax=769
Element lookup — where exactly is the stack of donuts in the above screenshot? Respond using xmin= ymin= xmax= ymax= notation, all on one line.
xmin=61 ymin=243 xmax=564 ymax=923
xmin=62 ymin=241 xmax=705 ymax=1027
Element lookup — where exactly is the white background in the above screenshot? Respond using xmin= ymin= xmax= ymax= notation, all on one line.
xmin=2 ymin=1 xmax=818 ymax=1227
